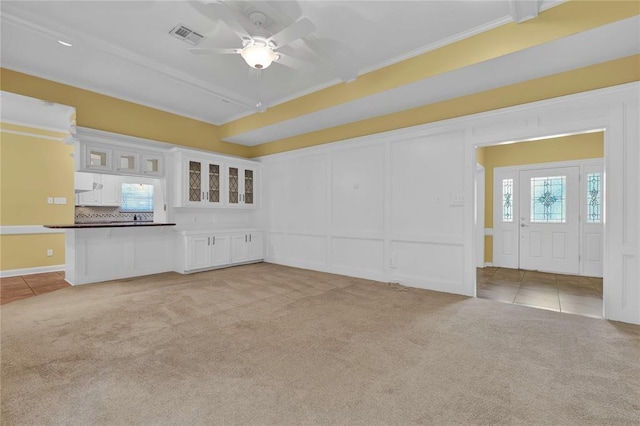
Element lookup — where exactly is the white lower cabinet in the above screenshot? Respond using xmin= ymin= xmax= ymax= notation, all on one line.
xmin=186 ymin=234 xmax=231 ymax=271
xmin=178 ymin=230 xmax=263 ymax=273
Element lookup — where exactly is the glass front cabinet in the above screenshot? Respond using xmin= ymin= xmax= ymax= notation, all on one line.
xmin=226 ymin=165 xmax=257 ymax=208
xmin=184 ymin=158 xmax=223 ymax=207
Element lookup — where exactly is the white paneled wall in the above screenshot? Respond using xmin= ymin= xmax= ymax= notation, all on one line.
xmin=259 ymin=82 xmax=640 ymax=324
xmin=261 ymin=130 xmax=471 ymax=290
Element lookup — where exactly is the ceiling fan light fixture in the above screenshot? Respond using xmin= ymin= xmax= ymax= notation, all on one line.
xmin=240 ymin=41 xmax=277 ymax=69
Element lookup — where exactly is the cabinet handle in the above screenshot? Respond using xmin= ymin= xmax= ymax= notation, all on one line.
xmin=245 ymin=235 xmax=247 ymax=243
xmin=208 ymin=237 xmax=210 ymax=245
xmin=249 ymin=234 xmax=252 ymax=242
xmin=213 ymin=236 xmax=215 ymax=245
xmin=202 ymin=191 xmax=205 ymax=200
xmin=206 ymin=192 xmax=209 ymax=200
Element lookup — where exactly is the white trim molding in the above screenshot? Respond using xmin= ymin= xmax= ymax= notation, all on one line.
xmin=0 ymin=264 xmax=65 ymax=278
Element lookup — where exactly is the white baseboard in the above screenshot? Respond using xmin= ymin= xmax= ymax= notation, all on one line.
xmin=483 ymin=262 xmax=494 ymax=267
xmin=0 ymin=264 xmax=65 ymax=278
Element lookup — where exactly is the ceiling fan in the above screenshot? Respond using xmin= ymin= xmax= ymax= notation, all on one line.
xmin=188 ymin=1 xmax=357 ymax=110
xmin=189 ymin=2 xmax=316 ymax=69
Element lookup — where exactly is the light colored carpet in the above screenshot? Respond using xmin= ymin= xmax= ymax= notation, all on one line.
xmin=2 ymin=262 xmax=639 ymax=425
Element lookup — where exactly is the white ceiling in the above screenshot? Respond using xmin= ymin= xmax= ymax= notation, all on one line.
xmin=1 ymin=1 xmax=636 ymax=147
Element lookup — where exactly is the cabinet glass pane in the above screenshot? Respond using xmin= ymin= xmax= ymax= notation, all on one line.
xmin=229 ymin=167 xmax=239 ymax=204
xmin=189 ymin=161 xmax=202 ymax=202
xmin=209 ymin=164 xmax=220 ymax=203
xmin=244 ymin=169 xmax=254 ymax=204
xmin=119 ymin=155 xmax=136 ymax=170
xmin=530 ymin=176 xmax=566 ymax=223
xmin=89 ymin=151 xmax=107 ymax=167
xmin=145 ymin=158 xmax=159 ymax=173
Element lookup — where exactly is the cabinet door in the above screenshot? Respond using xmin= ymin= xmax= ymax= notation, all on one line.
xmin=243 ymin=168 xmax=256 ymax=206
xmin=76 ymin=174 xmax=101 ymax=205
xmin=248 ymin=232 xmax=263 ymax=261
xmin=115 ymin=151 xmax=139 ymax=174
xmin=100 ymin=174 xmax=122 ymax=206
xmin=186 ymin=235 xmax=211 ymax=270
xmin=84 ymin=145 xmax=112 ymax=172
xmin=186 ymin=160 xmax=204 ymax=205
xmin=227 ymin=166 xmax=240 ymax=205
xmin=231 ymin=234 xmax=249 ymax=263
xmin=211 ymin=235 xmax=231 ymax=266
xmin=142 ymin=154 xmax=163 ymax=177
xmin=205 ymin=163 xmax=222 ymax=206
xmin=227 ymin=166 xmax=257 ymax=207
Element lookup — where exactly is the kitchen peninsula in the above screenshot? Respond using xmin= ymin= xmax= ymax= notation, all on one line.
xmin=45 ymin=222 xmax=176 ymax=285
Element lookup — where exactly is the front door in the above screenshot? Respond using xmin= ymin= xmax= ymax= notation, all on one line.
xmin=518 ymin=167 xmax=580 ymax=274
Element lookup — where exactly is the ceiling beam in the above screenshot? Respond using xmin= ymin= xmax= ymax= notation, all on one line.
xmin=509 ymin=0 xmax=541 ymax=23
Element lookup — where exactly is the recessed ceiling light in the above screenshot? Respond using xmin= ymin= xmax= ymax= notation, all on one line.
xmin=58 ymin=40 xmax=72 ymax=47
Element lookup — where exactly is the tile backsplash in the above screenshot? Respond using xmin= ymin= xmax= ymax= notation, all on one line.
xmin=75 ymin=206 xmax=153 ymax=223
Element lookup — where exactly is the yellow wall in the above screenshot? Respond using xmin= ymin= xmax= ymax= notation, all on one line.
xmin=0 ymin=130 xmax=74 ymax=270
xmin=478 ymin=132 xmax=604 ymax=263
xmin=0 ymin=68 xmax=251 ymax=158
xmin=0 ymin=234 xmax=66 ymax=270
xmin=220 ymin=0 xmax=640 ymax=141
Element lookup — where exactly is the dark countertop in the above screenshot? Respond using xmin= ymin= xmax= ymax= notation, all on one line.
xmin=44 ymin=222 xmax=177 ymax=229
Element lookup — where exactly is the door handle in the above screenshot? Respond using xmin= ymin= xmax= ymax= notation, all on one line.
xmin=520 ymin=223 xmax=529 ymax=228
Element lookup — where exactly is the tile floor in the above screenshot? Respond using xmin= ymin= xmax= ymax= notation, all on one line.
xmin=0 ymin=272 xmax=70 ymax=305
xmin=477 ymin=267 xmax=603 ymax=318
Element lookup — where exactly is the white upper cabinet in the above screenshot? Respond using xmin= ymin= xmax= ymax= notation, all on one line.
xmin=84 ymin=145 xmax=112 ymax=172
xmin=226 ymin=165 xmax=258 ymax=208
xmin=76 ymin=140 xmax=164 ymax=178
xmin=141 ymin=154 xmax=163 ymax=177
xmin=172 ymin=148 xmax=260 ymax=209
xmin=114 ymin=150 xmax=140 ymax=174
xmin=181 ymin=157 xmax=224 ymax=207
xmin=75 ymin=173 xmax=121 ymax=206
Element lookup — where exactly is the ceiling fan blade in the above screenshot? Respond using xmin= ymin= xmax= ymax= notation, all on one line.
xmin=200 ymin=1 xmax=255 ymax=40
xmin=268 ymin=18 xmax=315 ymax=48
xmin=275 ymin=52 xmax=314 ymax=72
xmin=188 ymin=47 xmax=238 ymax=55
xmin=305 ymin=37 xmax=358 ymax=82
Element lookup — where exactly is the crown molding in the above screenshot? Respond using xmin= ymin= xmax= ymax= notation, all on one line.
xmin=0 ymin=10 xmax=257 ymax=115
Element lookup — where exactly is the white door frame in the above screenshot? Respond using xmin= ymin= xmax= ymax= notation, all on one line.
xmin=491 ymin=158 xmax=604 ymax=276
xmin=466 ymin=82 xmax=638 ymax=324
xmin=475 ymin=163 xmax=485 ymax=268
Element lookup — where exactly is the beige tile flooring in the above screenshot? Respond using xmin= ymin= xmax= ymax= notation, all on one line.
xmin=0 ymin=272 xmax=70 ymax=305
xmin=477 ymin=267 xmax=603 ymax=318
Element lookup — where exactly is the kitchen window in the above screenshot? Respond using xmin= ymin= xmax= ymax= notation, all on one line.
xmin=121 ymin=183 xmax=154 ymax=212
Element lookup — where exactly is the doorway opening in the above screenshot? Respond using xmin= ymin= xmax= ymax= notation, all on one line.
xmin=475 ymin=131 xmax=604 ymax=318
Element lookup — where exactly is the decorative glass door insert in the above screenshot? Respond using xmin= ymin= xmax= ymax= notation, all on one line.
xmin=530 ymin=176 xmax=566 ymax=223
xmin=189 ymin=161 xmax=202 ymax=202
xmin=228 ymin=167 xmax=239 ymax=204
xmin=586 ymin=172 xmax=601 ymax=223
xmin=244 ymin=169 xmax=254 ymax=204
xmin=208 ymin=164 xmax=220 ymax=203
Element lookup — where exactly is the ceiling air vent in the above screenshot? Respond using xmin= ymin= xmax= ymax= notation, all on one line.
xmin=169 ymin=24 xmax=204 ymax=45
